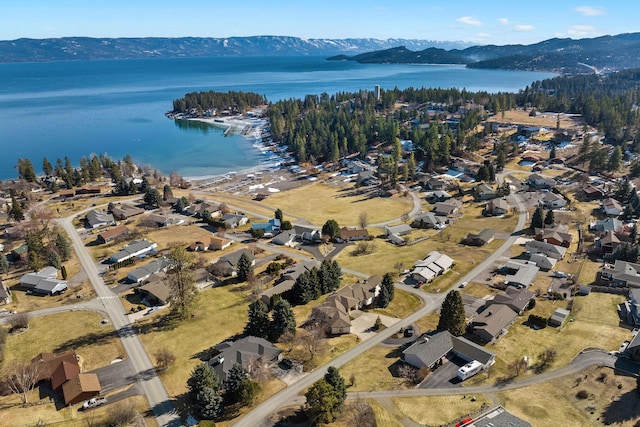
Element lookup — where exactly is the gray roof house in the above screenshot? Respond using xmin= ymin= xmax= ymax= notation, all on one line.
xmin=485 ymin=198 xmax=509 ymax=216
xmin=109 ymin=239 xmax=157 ymax=263
xmin=590 ymin=217 xmax=623 ymax=234
xmin=21 ymin=267 xmax=67 ymax=296
xmin=433 ymin=199 xmax=462 ymax=216
xmin=272 ymin=231 xmax=296 ymax=247
xmin=411 ymin=212 xmax=447 ymax=229
xmin=540 ymin=192 xmax=567 ymax=209
xmin=468 ymin=406 xmax=532 ymax=427
xmin=525 ymin=240 xmax=567 ymax=260
xmin=471 ymin=304 xmax=518 ymax=342
xmin=548 ymin=307 xmax=571 ymax=327
xmin=463 ymin=229 xmax=495 ymax=246
xmin=127 ymin=257 xmax=172 ymax=283
xmin=502 ymin=260 xmax=539 ymax=289
xmin=527 ymin=173 xmax=556 ymax=189
xmin=599 ymin=260 xmax=640 ymax=288
xmin=208 ymin=336 xmax=282 ymax=384
xmin=488 ymin=287 xmax=534 ymax=315
xmin=215 ymin=249 xmax=255 ymax=276
xmin=384 ymin=224 xmax=413 ymax=236
xmin=402 ymin=330 xmax=496 ymax=370
xmin=0 ymin=280 xmax=11 ymax=305
xmin=529 ymin=253 xmax=557 ymax=270
xmin=475 ymin=183 xmax=496 ymax=200
xmin=86 ymin=210 xmax=115 ymax=229
xmin=221 ymin=213 xmax=249 ymax=228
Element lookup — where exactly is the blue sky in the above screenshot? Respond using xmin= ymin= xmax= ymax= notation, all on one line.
xmin=2 ymin=0 xmax=636 ymax=45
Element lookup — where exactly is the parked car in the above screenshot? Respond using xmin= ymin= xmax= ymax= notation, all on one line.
xmin=83 ymin=397 xmax=107 ymax=409
xmin=459 ymin=281 xmax=468 ymax=288
xmin=456 ymin=418 xmax=473 ymax=427
xmin=414 ymin=281 xmax=424 ymax=289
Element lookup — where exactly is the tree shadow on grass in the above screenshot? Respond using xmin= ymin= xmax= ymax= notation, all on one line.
xmin=600 ymin=390 xmax=640 ymax=424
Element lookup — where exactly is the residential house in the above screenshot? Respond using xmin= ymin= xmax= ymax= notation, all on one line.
xmin=214 ymin=249 xmax=255 ymax=276
xmin=501 ymin=261 xmax=540 ymax=289
xmin=402 ymin=330 xmax=495 ymax=370
xmin=21 ymin=267 xmax=68 ymax=296
xmin=188 ymin=240 xmax=209 ymax=252
xmin=338 ymin=227 xmax=369 ymax=242
xmin=626 ymin=330 xmax=640 ymax=361
xmin=583 ymin=184 xmax=607 ymax=200
xmin=111 ymin=204 xmax=145 ymax=220
xmin=221 ymin=213 xmax=249 ymax=229
xmin=625 ymin=288 xmax=640 ymax=326
xmin=474 ymin=183 xmax=496 ymax=201
xmin=601 ymin=198 xmax=623 ymax=217
xmin=527 ymin=173 xmax=556 ymax=189
xmin=357 ymin=170 xmax=378 ymax=186
xmin=139 ymin=276 xmax=172 ymax=306
xmin=463 ymin=229 xmax=495 ymax=246
xmin=487 ymin=287 xmax=534 ymax=315
xmin=411 ymin=212 xmax=447 ymax=229
xmin=109 ymin=239 xmax=157 ymax=263
xmin=292 ymin=225 xmax=321 ymax=242
xmin=32 ymin=350 xmax=102 ymax=406
xmin=279 ymin=262 xmax=317 ymax=283
xmin=209 ymin=235 xmax=233 ymax=251
xmin=11 ymin=243 xmax=29 ymax=262
xmin=526 ymin=240 xmax=567 ymax=260
xmin=534 ymin=226 xmax=572 ymax=247
xmin=208 ymin=336 xmax=282 ymax=384
xmin=433 ymin=199 xmax=462 ymax=216
xmin=529 ymin=253 xmax=557 ymax=270
xmin=425 ymin=190 xmax=452 ymax=203
xmin=384 ymin=224 xmax=413 ymax=237
xmin=85 ymin=210 xmax=115 ymax=229
xmin=424 ymin=177 xmax=448 ymax=191
xmin=595 ymin=230 xmax=624 ymax=258
xmin=272 ymin=231 xmax=297 ymax=247
xmin=96 ymin=225 xmax=130 ymax=244
xmin=540 ymin=192 xmax=567 ymax=209
xmin=127 ymin=257 xmax=172 ymax=283
xmin=251 ymin=218 xmax=281 ymax=237
xmin=470 ymin=406 xmax=532 ymax=427
xmin=144 ymin=213 xmax=174 ymax=227
xmin=412 ymin=251 xmax=454 ymax=282
xmin=260 ymin=279 xmax=296 ymax=306
xmin=471 ymin=304 xmax=518 ymax=342
xmin=185 ymin=201 xmax=219 ymax=217
xmin=0 ymin=279 xmax=11 ymax=305
xmin=599 ymin=260 xmax=640 ymax=288
xmin=485 ymin=198 xmax=509 ymax=216
xmin=412 ymin=267 xmax=436 ymax=283
xmin=590 ymin=217 xmax=623 ymax=234
xmin=346 ymin=160 xmax=365 ymax=174
xmin=548 ymin=307 xmax=570 ymax=327
xmin=387 ymin=233 xmax=407 ymax=246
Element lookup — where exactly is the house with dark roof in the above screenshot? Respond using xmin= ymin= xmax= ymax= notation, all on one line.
xmin=487 ymin=287 xmax=534 ymax=315
xmin=471 ymin=304 xmax=518 ymax=342
xmin=474 ymin=183 xmax=496 ymax=201
xmin=411 ymin=211 xmax=447 ymax=229
xmin=529 ymin=253 xmax=557 ymax=270
xmin=292 ymin=225 xmax=321 ymax=242
xmin=583 ymin=184 xmax=607 ymax=200
xmin=260 ymin=279 xmax=296 ymax=307
xmin=11 ymin=243 xmax=29 ymax=262
xmin=599 ymin=260 xmax=640 ymax=288
xmin=272 ymin=231 xmax=297 ymax=247
xmin=467 ymin=405 xmax=532 ymax=427
xmin=485 ymin=198 xmax=509 ymax=216
xmin=463 ymin=229 xmax=495 ymax=246
xmin=433 ymin=199 xmax=462 ymax=216
xmin=527 ymin=173 xmax=556 ymax=189
xmin=601 ymin=198 xmax=623 ymax=217
xmin=626 ymin=289 xmax=640 ymax=326
xmin=425 ymin=190 xmax=452 ymax=203
xmin=526 ymin=240 xmax=566 ymax=260
xmin=534 ymin=226 xmax=572 ymax=247
xmin=111 ymin=204 xmax=145 ymax=220
xmin=109 ymin=239 xmax=157 ymax=263
xmin=214 ymin=249 xmax=255 ymax=276
xmin=424 ymin=177 xmax=448 ymax=191
xmin=139 ymin=274 xmax=172 ymax=306
xmin=402 ymin=330 xmax=495 ymax=370
xmin=625 ymin=330 xmax=640 ymax=361
xmin=595 ymin=230 xmax=624 ymax=258
xmin=85 ymin=210 xmax=115 ymax=229
xmin=96 ymin=225 xmax=130 ymax=244
xmin=127 ymin=257 xmax=172 ymax=283
xmin=208 ymin=336 xmax=282 ymax=384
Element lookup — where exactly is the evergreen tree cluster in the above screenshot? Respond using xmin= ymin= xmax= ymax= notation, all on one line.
xmin=244 ymin=299 xmax=296 ymax=342
xmin=291 ymin=260 xmax=342 ymax=305
xmin=437 ymin=290 xmax=466 ymax=336
xmin=376 ymin=273 xmax=396 ymax=308
xmin=305 ymin=367 xmax=347 ymax=425
xmin=171 ymin=90 xmax=267 ymax=115
xmin=187 ymin=364 xmax=223 ymax=420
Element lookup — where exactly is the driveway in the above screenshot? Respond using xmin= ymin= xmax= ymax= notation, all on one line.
xmin=350 ymin=311 xmax=402 ymax=341
xmin=419 ymin=355 xmax=467 ymax=389
xmin=89 ymin=358 xmax=138 ymax=393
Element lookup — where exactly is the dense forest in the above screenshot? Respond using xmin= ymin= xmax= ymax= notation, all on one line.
xmin=171 ymin=90 xmax=267 ymax=115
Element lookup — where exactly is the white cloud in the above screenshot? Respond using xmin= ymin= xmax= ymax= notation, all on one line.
xmin=498 ymin=18 xmax=509 ymax=25
xmin=457 ymin=16 xmax=483 ymax=26
xmin=574 ymin=6 xmax=606 ymax=16
xmin=477 ymin=32 xmax=492 ymax=39
xmin=515 ymin=24 xmax=535 ymax=32
xmin=567 ymin=25 xmax=597 ymax=37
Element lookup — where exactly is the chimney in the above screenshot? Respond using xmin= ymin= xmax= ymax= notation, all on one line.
xmin=258 ymin=344 xmax=265 ymax=355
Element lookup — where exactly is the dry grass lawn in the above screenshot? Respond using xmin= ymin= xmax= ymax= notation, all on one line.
xmin=392 ymin=395 xmax=492 ymax=425
xmin=367 ymin=288 xmax=422 ymax=319
xmin=366 ymin=400 xmax=404 ymax=427
xmin=0 ymin=393 xmax=155 ymax=427
xmin=338 ymin=345 xmax=409 ymax=392
xmin=3 ymin=311 xmax=124 ymax=372
xmin=487 ymin=109 xmax=583 ymax=130
xmin=498 ymin=366 xmax=640 ymax=427
xmin=261 ymin=182 xmax=413 ymax=226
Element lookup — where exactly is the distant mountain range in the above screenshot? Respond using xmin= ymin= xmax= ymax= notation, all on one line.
xmin=328 ymin=32 xmax=640 ymax=74
xmin=0 ymin=36 xmax=472 ymax=63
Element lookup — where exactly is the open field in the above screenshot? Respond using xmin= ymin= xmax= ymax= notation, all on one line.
xmin=470 ymin=293 xmax=630 ymax=385
xmin=487 ymin=109 xmax=583 ymax=130
xmin=498 ymin=366 xmax=640 ymax=427
xmin=392 ymin=395 xmax=492 ymax=426
xmin=0 ymin=393 xmax=157 ymax=427
xmin=260 ymin=181 xmax=413 ymax=226
xmin=3 ymin=311 xmax=124 ymax=372
xmin=338 ymin=345 xmax=409 ymax=392
xmin=367 ymin=400 xmax=404 ymax=427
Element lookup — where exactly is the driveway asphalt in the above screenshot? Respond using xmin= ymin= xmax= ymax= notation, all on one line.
xmin=419 ymin=355 xmax=467 ymax=389
xmin=90 ymin=358 xmax=138 ymax=393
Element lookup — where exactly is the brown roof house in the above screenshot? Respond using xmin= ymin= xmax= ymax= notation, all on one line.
xmin=96 ymin=225 xmax=130 ymax=245
xmin=485 ymin=198 xmax=509 ymax=216
xmin=338 ymin=227 xmax=369 ymax=242
xmin=111 ymin=204 xmax=145 ymax=220
xmin=139 ymin=274 xmax=172 ymax=306
xmin=471 ymin=304 xmax=518 ymax=342
xmin=534 ymin=226 xmax=572 ymax=248
xmin=62 ymin=373 xmax=102 ymax=405
xmin=209 ymin=235 xmax=233 ymax=251
xmin=487 ymin=287 xmax=534 ymax=315
xmin=462 ymin=229 xmax=495 ymax=246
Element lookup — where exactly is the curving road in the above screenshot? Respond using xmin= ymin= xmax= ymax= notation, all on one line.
xmin=57 ymin=212 xmax=182 ymax=427
xmin=233 ymin=188 xmax=529 ymax=427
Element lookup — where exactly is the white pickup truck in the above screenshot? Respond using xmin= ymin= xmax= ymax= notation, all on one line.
xmin=83 ymin=397 xmax=107 ymax=409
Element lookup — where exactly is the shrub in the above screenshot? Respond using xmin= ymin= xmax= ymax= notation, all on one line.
xmin=576 ymin=390 xmax=589 ymax=399
xmin=527 ymin=314 xmax=547 ymax=328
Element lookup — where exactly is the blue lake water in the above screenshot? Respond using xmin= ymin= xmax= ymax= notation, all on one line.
xmin=0 ymin=56 xmax=555 ymax=180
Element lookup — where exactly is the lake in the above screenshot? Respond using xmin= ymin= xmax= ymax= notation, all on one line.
xmin=0 ymin=56 xmax=555 ymax=180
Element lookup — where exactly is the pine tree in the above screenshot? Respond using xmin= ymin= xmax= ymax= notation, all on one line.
xmin=382 ymin=272 xmax=395 ymax=302
xmin=437 ymin=290 xmax=466 ymax=336
xmin=187 ymin=363 xmax=219 ymax=400
xmin=292 ymin=270 xmax=319 ymax=305
xmin=196 ymin=388 xmax=223 ymax=420
xmin=0 ymin=253 xmax=8 ymax=274
xmin=324 ymin=367 xmax=347 ymax=409
xmin=531 ymin=206 xmax=544 ymax=229
xmin=143 ymin=187 xmax=162 ymax=208
xmin=305 ymin=379 xmax=340 ymax=425
xmin=376 ymin=283 xmax=391 ymax=308
xmin=244 ymin=300 xmax=270 ymax=339
xmin=544 ymin=209 xmax=555 ymax=226
xmin=270 ymin=299 xmax=296 ymax=341
xmin=8 ymin=196 xmax=24 ymax=222
xmin=54 ymin=231 xmax=72 ymax=261
xmin=48 ymin=250 xmax=61 ymax=270
xmin=237 ymin=253 xmax=254 ymax=282
xmin=274 ymin=208 xmax=284 ymax=221
xmin=224 ymin=363 xmax=247 ymax=397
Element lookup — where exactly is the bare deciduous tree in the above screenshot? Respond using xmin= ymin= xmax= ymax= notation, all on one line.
xmin=343 ymin=396 xmax=375 ymax=427
xmin=279 ymin=331 xmax=298 ymax=353
xmin=397 ymin=364 xmax=417 ymax=384
xmin=154 ymin=348 xmax=176 ymax=371
xmin=358 ymin=212 xmax=368 ymax=229
xmin=301 ymin=328 xmax=326 ymax=362
xmin=9 ymin=313 xmax=29 ymax=331
xmin=108 ymin=401 xmax=141 ymax=427
xmin=4 ymin=361 xmax=41 ymax=403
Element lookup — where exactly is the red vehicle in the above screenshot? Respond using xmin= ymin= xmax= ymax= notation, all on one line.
xmin=456 ymin=418 xmax=473 ymax=427
xmin=413 ymin=281 xmax=424 ymax=289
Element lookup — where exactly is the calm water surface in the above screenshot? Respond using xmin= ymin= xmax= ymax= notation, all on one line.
xmin=0 ymin=56 xmax=555 ymax=179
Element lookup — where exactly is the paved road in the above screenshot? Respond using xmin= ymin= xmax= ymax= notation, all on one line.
xmin=232 ymin=186 xmax=529 ymax=426
xmin=57 ymin=211 xmax=182 ymax=427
